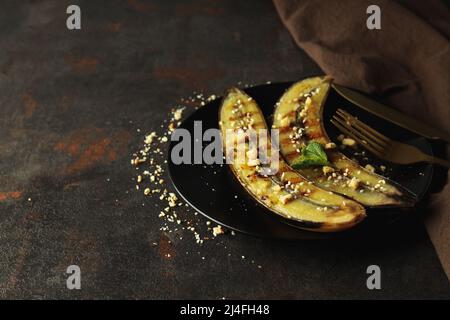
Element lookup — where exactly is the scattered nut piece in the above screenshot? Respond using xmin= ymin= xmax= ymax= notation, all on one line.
xmin=172 ymin=107 xmax=185 ymax=121
xmin=212 ymin=225 xmax=225 ymax=237
xmin=144 ymin=132 xmax=157 ymax=144
xmin=342 ymin=138 xmax=356 ymax=147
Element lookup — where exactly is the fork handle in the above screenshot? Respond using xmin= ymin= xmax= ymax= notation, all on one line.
xmin=423 ymin=155 xmax=450 ymax=168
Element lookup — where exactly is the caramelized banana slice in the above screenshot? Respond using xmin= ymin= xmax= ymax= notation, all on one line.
xmin=273 ymin=76 xmax=415 ymax=207
xmin=220 ymin=88 xmax=366 ymax=232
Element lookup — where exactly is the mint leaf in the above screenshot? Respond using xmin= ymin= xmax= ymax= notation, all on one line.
xmin=291 ymin=141 xmax=328 ymax=169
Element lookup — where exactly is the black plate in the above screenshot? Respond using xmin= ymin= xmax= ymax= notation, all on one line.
xmin=167 ymin=81 xmax=434 ymax=240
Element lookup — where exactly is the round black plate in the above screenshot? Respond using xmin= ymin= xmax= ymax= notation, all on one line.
xmin=168 ymin=81 xmax=434 ymax=240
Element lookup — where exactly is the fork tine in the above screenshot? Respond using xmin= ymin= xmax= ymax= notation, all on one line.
xmin=334 ymin=112 xmax=389 ymax=150
xmin=330 ymin=119 xmax=384 ymax=158
xmin=337 ymin=109 xmax=390 ymax=145
xmin=332 ymin=116 xmax=386 ymax=154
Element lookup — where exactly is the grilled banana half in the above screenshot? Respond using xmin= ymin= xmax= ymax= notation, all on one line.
xmin=219 ymin=88 xmax=366 ymax=232
xmin=273 ymin=76 xmax=415 ymax=207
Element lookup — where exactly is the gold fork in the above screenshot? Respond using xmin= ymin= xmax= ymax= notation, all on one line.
xmin=331 ymin=108 xmax=450 ymax=168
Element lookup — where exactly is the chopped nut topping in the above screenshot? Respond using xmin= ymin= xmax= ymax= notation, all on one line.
xmin=246 ymin=148 xmax=258 ymax=160
xmin=280 ymin=116 xmax=291 ymax=127
xmin=305 ymin=97 xmax=312 ymax=106
xmin=272 ymin=184 xmax=282 ymax=192
xmin=322 ymin=166 xmax=335 ymax=175
xmin=247 ymin=158 xmax=260 ymax=167
xmin=279 ymin=194 xmax=293 ymax=204
xmin=348 ymin=177 xmax=360 ymax=190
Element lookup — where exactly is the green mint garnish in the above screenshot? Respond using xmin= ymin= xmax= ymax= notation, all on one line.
xmin=291 ymin=141 xmax=328 ymax=169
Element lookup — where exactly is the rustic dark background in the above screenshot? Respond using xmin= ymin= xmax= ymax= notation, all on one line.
xmin=0 ymin=0 xmax=448 ymax=299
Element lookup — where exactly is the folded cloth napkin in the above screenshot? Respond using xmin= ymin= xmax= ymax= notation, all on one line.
xmin=274 ymin=0 xmax=450 ymax=278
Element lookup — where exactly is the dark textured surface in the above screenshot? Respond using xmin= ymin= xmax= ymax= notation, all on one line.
xmin=0 ymin=0 xmax=448 ymax=299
